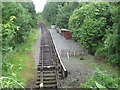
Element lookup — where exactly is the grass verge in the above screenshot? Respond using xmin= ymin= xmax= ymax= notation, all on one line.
xmin=86 ymin=59 xmax=119 ymax=77
xmin=80 ymin=70 xmax=119 ymax=88
xmin=80 ymin=59 xmax=119 ymax=89
xmin=1 ymin=28 xmax=38 ymax=88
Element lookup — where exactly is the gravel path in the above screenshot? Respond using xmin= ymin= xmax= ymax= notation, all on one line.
xmin=49 ymin=29 xmax=95 ymax=88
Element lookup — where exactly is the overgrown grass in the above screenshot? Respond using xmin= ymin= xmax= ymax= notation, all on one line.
xmin=81 ymin=59 xmax=119 ymax=89
xmin=1 ymin=28 xmax=38 ymax=88
xmin=87 ymin=60 xmax=119 ymax=77
xmin=80 ymin=70 xmax=119 ymax=89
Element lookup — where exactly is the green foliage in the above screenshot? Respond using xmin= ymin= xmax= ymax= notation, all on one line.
xmin=41 ymin=2 xmax=88 ymax=28
xmin=78 ymin=17 xmax=106 ymax=52
xmin=56 ymin=2 xmax=79 ymax=28
xmin=95 ymin=4 xmax=120 ymax=64
xmin=40 ymin=2 xmax=119 ymax=64
xmin=69 ymin=2 xmax=110 ymax=45
xmin=80 ymin=71 xmax=119 ymax=88
xmin=2 ymin=2 xmax=36 ymax=44
xmin=37 ymin=14 xmax=51 ymax=28
xmin=2 ymin=29 xmax=38 ymax=88
xmin=41 ymin=2 xmax=64 ymax=25
xmin=69 ymin=2 xmax=119 ymax=64
xmin=2 ymin=16 xmax=19 ymax=52
xmin=99 ymin=24 xmax=119 ymax=64
xmin=1 ymin=66 xmax=24 ymax=88
xmin=2 ymin=2 xmax=37 ymax=88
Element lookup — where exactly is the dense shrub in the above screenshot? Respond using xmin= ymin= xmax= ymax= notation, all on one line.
xmin=2 ymin=2 xmax=37 ymax=88
xmin=69 ymin=2 xmax=110 ymax=51
xmin=2 ymin=16 xmax=19 ymax=52
xmin=2 ymin=2 xmax=36 ymax=45
xmin=69 ymin=2 xmax=119 ymax=64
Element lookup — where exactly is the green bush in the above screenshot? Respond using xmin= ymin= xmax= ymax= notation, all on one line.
xmin=2 ymin=28 xmax=38 ymax=88
xmin=69 ymin=2 xmax=110 ymax=51
xmin=2 ymin=16 xmax=19 ymax=52
xmin=80 ymin=71 xmax=119 ymax=88
xmin=69 ymin=2 xmax=119 ymax=64
xmin=2 ymin=2 xmax=36 ymax=44
xmin=2 ymin=2 xmax=37 ymax=88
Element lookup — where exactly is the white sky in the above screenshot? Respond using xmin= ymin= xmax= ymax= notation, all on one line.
xmin=33 ymin=0 xmax=46 ymax=13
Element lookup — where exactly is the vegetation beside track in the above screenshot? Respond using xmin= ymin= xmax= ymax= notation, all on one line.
xmin=69 ymin=2 xmax=120 ymax=65
xmin=1 ymin=1 xmax=119 ymax=89
xmin=1 ymin=2 xmax=37 ymax=88
xmin=81 ymin=59 xmax=119 ymax=88
xmin=1 ymin=28 xmax=38 ymax=88
xmin=80 ymin=70 xmax=119 ymax=88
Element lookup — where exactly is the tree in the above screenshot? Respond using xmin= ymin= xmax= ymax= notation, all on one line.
xmin=56 ymin=2 xmax=79 ymax=28
xmin=41 ymin=2 xmax=64 ymax=25
xmin=2 ymin=2 xmax=36 ymax=44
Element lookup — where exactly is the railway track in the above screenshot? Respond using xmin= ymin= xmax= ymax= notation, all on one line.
xmin=36 ymin=22 xmax=67 ymax=88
